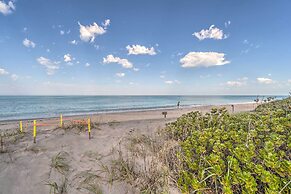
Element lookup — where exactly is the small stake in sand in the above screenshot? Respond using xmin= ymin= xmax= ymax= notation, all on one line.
xmin=88 ymin=118 xmax=91 ymax=139
xmin=19 ymin=121 xmax=23 ymax=133
xmin=33 ymin=120 xmax=37 ymax=143
xmin=60 ymin=114 xmax=63 ymax=128
xmin=0 ymin=132 xmax=4 ymax=153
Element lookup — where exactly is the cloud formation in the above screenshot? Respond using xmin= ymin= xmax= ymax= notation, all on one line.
xmin=69 ymin=40 xmax=78 ymax=45
xmin=11 ymin=74 xmax=18 ymax=81
xmin=193 ymin=25 xmax=227 ymax=40
xmin=180 ymin=52 xmax=230 ymax=68
xmin=257 ymin=77 xmax=273 ymax=84
xmin=0 ymin=67 xmax=9 ymax=75
xmin=165 ymin=80 xmax=180 ymax=84
xmin=23 ymin=38 xmax=36 ymax=48
xmin=103 ymin=55 xmax=133 ymax=69
xmin=0 ymin=1 xmax=15 ymax=15
xmin=64 ymin=54 xmax=72 ymax=62
xmin=36 ymin=57 xmax=60 ymax=75
xmin=224 ymin=21 xmax=231 ymax=28
xmin=126 ymin=45 xmax=156 ymax=55
xmin=116 ymin=72 xmax=125 ymax=77
xmin=78 ymin=19 xmax=110 ymax=42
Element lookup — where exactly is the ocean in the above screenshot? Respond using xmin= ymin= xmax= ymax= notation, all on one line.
xmin=0 ymin=95 xmax=285 ymax=121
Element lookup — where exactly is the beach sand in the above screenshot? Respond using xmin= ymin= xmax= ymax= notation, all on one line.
xmin=0 ymin=103 xmax=256 ymax=194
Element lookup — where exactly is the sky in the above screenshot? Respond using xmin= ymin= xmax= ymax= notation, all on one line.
xmin=0 ymin=0 xmax=290 ymax=95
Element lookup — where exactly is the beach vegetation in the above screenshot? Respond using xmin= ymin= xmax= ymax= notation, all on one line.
xmin=51 ymin=151 xmax=70 ymax=175
xmin=46 ymin=178 xmax=68 ymax=194
xmin=75 ymin=170 xmax=103 ymax=194
xmin=164 ymin=97 xmax=291 ymax=193
xmin=104 ymin=97 xmax=290 ymax=193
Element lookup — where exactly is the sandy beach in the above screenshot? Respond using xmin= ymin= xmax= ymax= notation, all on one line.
xmin=0 ymin=103 xmax=257 ymax=194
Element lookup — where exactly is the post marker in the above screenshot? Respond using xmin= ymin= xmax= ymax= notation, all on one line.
xmin=88 ymin=118 xmax=91 ymax=139
xmin=20 ymin=121 xmax=23 ymax=133
xmin=33 ymin=120 xmax=36 ymax=143
xmin=60 ymin=114 xmax=63 ymax=128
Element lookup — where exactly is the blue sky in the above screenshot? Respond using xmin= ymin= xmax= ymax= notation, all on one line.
xmin=0 ymin=0 xmax=290 ymax=95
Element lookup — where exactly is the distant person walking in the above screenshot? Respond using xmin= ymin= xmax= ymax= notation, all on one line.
xmin=177 ymin=101 xmax=180 ymax=109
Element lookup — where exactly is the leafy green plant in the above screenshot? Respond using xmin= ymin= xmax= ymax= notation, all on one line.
xmin=165 ymin=97 xmax=291 ymax=193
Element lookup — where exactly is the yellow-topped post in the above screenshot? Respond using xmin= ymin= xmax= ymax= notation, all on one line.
xmin=33 ymin=120 xmax=36 ymax=143
xmin=88 ymin=118 xmax=91 ymax=139
xmin=60 ymin=114 xmax=63 ymax=128
xmin=19 ymin=121 xmax=23 ymax=133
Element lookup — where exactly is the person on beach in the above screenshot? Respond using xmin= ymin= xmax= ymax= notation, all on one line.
xmin=177 ymin=101 xmax=180 ymax=109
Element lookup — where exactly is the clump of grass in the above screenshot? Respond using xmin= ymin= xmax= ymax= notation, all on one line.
xmin=51 ymin=151 xmax=70 ymax=175
xmin=100 ymin=132 xmax=178 ymax=193
xmin=75 ymin=170 xmax=103 ymax=194
xmin=46 ymin=178 xmax=68 ymax=194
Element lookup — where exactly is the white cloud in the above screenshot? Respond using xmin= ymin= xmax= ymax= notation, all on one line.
xmin=85 ymin=63 xmax=90 ymax=67
xmin=0 ymin=68 xmax=9 ymax=75
xmin=193 ymin=25 xmax=227 ymax=40
xmin=0 ymin=1 xmax=15 ymax=15
xmin=69 ymin=40 xmax=78 ymax=45
xmin=64 ymin=54 xmax=72 ymax=62
xmin=226 ymin=81 xmax=245 ymax=87
xmin=103 ymin=54 xmax=133 ymax=69
xmin=224 ymin=21 xmax=231 ymax=28
xmin=78 ymin=19 xmax=110 ymax=42
xmin=116 ymin=72 xmax=125 ymax=77
xmin=165 ymin=80 xmax=180 ymax=84
xmin=165 ymin=80 xmax=173 ymax=84
xmin=126 ymin=45 xmax=156 ymax=55
xmin=60 ymin=30 xmax=65 ymax=35
xmin=102 ymin=19 xmax=110 ymax=28
xmin=180 ymin=52 xmax=230 ymax=68
xmin=11 ymin=74 xmax=18 ymax=81
xmin=36 ymin=57 xmax=60 ymax=75
xmin=23 ymin=38 xmax=36 ymax=48
xmin=133 ymin=67 xmax=139 ymax=72
xmin=257 ymin=77 xmax=274 ymax=84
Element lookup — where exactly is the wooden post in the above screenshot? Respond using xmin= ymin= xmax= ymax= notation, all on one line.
xmin=0 ymin=132 xmax=4 ymax=153
xmin=88 ymin=118 xmax=91 ymax=139
xmin=19 ymin=121 xmax=23 ymax=133
xmin=33 ymin=120 xmax=36 ymax=143
xmin=60 ymin=114 xmax=63 ymax=128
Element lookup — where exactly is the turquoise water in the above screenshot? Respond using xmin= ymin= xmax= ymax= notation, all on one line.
xmin=0 ymin=95 xmax=285 ymax=121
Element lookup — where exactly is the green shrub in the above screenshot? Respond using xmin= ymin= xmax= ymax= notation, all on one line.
xmin=165 ymin=97 xmax=291 ymax=193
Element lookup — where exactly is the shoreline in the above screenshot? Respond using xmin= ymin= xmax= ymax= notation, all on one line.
xmin=0 ymin=102 xmax=256 ymax=123
xmin=0 ymin=102 xmax=257 ymax=132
